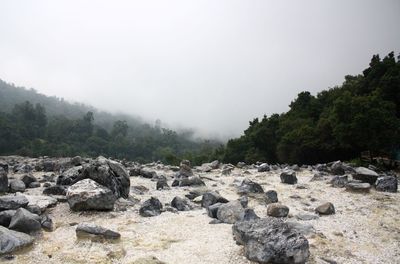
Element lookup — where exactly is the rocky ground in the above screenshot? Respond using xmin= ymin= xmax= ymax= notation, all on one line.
xmin=0 ymin=156 xmax=399 ymax=264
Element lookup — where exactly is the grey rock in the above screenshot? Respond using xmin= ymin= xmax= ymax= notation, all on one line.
xmin=25 ymin=195 xmax=58 ymax=213
xmin=21 ymin=174 xmax=37 ymax=188
xmin=66 ymin=179 xmax=116 ymax=211
xmin=280 ymin=170 xmax=298 ymax=184
xmin=156 ymin=179 xmax=169 ymax=190
xmin=0 ymin=195 xmax=29 ymax=210
xmin=207 ymin=203 xmax=223 ymax=218
xmin=0 ymin=226 xmax=34 ymax=254
xmin=238 ymin=178 xmax=264 ymax=194
xmin=56 ymin=166 xmax=83 ymax=185
xmin=9 ymin=180 xmax=26 ymax=193
xmin=26 ymin=205 xmax=41 ymax=215
xmin=173 ymin=176 xmax=205 ymax=187
xmin=315 ymin=202 xmax=335 ymax=215
xmin=239 ymin=196 xmax=248 ymax=208
xmin=28 ymin=182 xmax=40 ymax=188
xmin=40 ymin=215 xmax=53 ymax=231
xmin=267 ymin=203 xmax=289 ymax=217
xmin=0 ymin=167 xmax=8 ymax=193
xmin=295 ymin=213 xmax=319 ymax=221
xmin=76 ymin=222 xmax=120 ymax=240
xmin=353 ymin=167 xmax=379 ymax=185
xmin=71 ymin=156 xmax=82 ymax=166
xmin=232 ymin=218 xmax=310 ymax=264
xmin=265 ymin=190 xmax=278 ymax=204
xmin=9 ymin=208 xmax=41 ymax=233
xmin=375 ymin=176 xmax=398 ymax=193
xmin=237 ymin=162 xmax=246 ymax=168
xmin=43 ymin=185 xmax=67 ymax=196
xmin=257 ymin=163 xmax=270 ymax=172
xmin=216 ymin=200 xmax=245 ymax=224
xmin=345 ymin=182 xmax=371 ymax=193
xmin=201 ymin=192 xmax=229 ymax=208
xmin=330 ymin=161 xmax=345 ymax=175
xmin=0 ymin=210 xmax=16 ymax=227
xmin=330 ymin=175 xmax=348 ymax=188
xmin=139 ymin=197 xmax=163 ymax=217
xmin=171 ymin=196 xmax=191 ymax=211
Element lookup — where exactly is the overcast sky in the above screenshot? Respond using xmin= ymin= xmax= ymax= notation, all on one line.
xmin=0 ymin=0 xmax=399 ymax=138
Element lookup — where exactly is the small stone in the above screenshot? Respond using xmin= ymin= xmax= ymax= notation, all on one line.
xmin=267 ymin=203 xmax=289 ymax=217
xmin=315 ymin=202 xmax=335 ymax=215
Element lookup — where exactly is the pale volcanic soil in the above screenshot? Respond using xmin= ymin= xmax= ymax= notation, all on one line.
xmin=4 ymin=165 xmax=400 ymax=264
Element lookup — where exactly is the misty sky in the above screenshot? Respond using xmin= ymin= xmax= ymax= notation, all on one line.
xmin=0 ymin=1 xmax=399 ymax=138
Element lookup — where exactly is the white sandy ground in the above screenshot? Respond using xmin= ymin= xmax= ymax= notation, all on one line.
xmin=2 ymin=167 xmax=400 ymax=264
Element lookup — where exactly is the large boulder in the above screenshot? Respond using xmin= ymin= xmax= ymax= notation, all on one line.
xmin=238 ymin=178 xmax=264 ymax=194
xmin=232 ymin=218 xmax=310 ymax=264
xmin=9 ymin=208 xmax=41 ymax=233
xmin=66 ymin=179 xmax=116 ymax=211
xmin=9 ymin=179 xmax=26 ymax=193
xmin=0 ymin=195 xmax=29 ymax=211
xmin=0 ymin=226 xmax=34 ymax=254
xmin=353 ymin=167 xmax=379 ymax=185
xmin=139 ymin=197 xmax=163 ymax=217
xmin=0 ymin=167 xmax=8 ymax=193
xmin=375 ymin=176 xmax=398 ymax=193
xmin=76 ymin=222 xmax=120 ymax=240
xmin=280 ymin=170 xmax=298 ymax=184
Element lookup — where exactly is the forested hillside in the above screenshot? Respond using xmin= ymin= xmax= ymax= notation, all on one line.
xmin=0 ymin=81 xmax=221 ymax=164
xmin=222 ymin=52 xmax=400 ymax=165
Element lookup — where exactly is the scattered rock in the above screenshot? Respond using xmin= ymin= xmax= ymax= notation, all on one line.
xmin=9 ymin=180 xmax=26 ymax=193
xmin=232 ymin=218 xmax=310 ymax=264
xmin=216 ymin=200 xmax=245 ymax=224
xmin=0 ymin=226 xmax=34 ymax=254
xmin=66 ymin=179 xmax=117 ymax=211
xmin=25 ymin=195 xmax=58 ymax=213
xmin=295 ymin=213 xmax=319 ymax=221
xmin=156 ymin=179 xmax=169 ymax=190
xmin=330 ymin=175 xmax=348 ymax=188
xmin=0 ymin=167 xmax=8 ymax=193
xmin=171 ymin=197 xmax=191 ymax=211
xmin=375 ymin=176 xmax=398 ymax=193
xmin=330 ymin=161 xmax=345 ymax=175
xmin=40 ymin=215 xmax=53 ymax=231
xmin=56 ymin=166 xmax=83 ymax=185
xmin=172 ymin=176 xmax=205 ymax=187
xmin=9 ymin=208 xmax=41 ymax=233
xmin=315 ymin=202 xmax=335 ymax=215
xmin=345 ymin=182 xmax=371 ymax=193
xmin=0 ymin=210 xmax=16 ymax=227
xmin=201 ymin=192 xmax=229 ymax=208
xmin=267 ymin=203 xmax=289 ymax=217
xmin=43 ymin=185 xmax=67 ymax=196
xmin=21 ymin=174 xmax=37 ymax=188
xmin=257 ymin=163 xmax=270 ymax=172
xmin=353 ymin=167 xmax=379 ymax=185
xmin=238 ymin=178 xmax=264 ymax=194
xmin=265 ymin=190 xmax=278 ymax=204
xmin=280 ymin=170 xmax=298 ymax=184
xmin=0 ymin=195 xmax=29 ymax=210
xmin=139 ymin=197 xmax=163 ymax=217
xmin=28 ymin=182 xmax=40 ymax=188
xmin=76 ymin=222 xmax=120 ymax=240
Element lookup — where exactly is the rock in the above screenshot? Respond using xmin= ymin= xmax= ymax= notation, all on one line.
xmin=201 ymin=164 xmax=213 ymax=172
xmin=25 ymin=195 xmax=58 ymax=212
xmin=0 ymin=210 xmax=16 ymax=227
xmin=171 ymin=197 xmax=191 ymax=211
xmin=216 ymin=200 xmax=245 ymax=224
xmin=66 ymin=179 xmax=116 ymax=211
xmin=330 ymin=175 xmax=348 ymax=188
xmin=295 ymin=213 xmax=319 ymax=221
xmin=173 ymin=176 xmax=205 ymax=187
xmin=21 ymin=174 xmax=37 ymax=188
xmin=9 ymin=208 xmax=41 ymax=233
xmin=156 ymin=179 xmax=169 ymax=190
xmin=185 ymin=190 xmax=203 ymax=200
xmin=330 ymin=161 xmax=345 ymax=175
xmin=0 ymin=195 xmax=29 ymax=210
xmin=315 ymin=202 xmax=335 ymax=215
xmin=232 ymin=218 xmax=310 ymax=264
xmin=0 ymin=167 xmax=8 ymax=193
xmin=345 ymin=182 xmax=371 ymax=192
xmin=139 ymin=197 xmax=163 ymax=217
xmin=239 ymin=196 xmax=248 ymax=208
xmin=353 ymin=167 xmax=379 ymax=185
xmin=42 ymin=160 xmax=56 ymax=172
xmin=76 ymin=222 xmax=120 ymax=240
xmin=9 ymin=180 xmax=26 ymax=193
xmin=14 ymin=164 xmax=32 ymax=174
xmin=237 ymin=162 xmax=246 ymax=168
xmin=267 ymin=203 xmax=289 ymax=217
xmin=28 ymin=182 xmax=40 ymax=188
xmin=131 ymin=185 xmax=149 ymax=195
xmin=139 ymin=169 xmax=157 ymax=179
xmin=0 ymin=163 xmax=9 ymax=174
xmin=207 ymin=203 xmax=223 ymax=218
xmin=40 ymin=215 xmax=53 ymax=231
xmin=310 ymin=172 xmax=327 ymax=181
xmin=71 ymin=156 xmax=82 ymax=166
xmin=201 ymin=192 xmax=229 ymax=208
xmin=375 ymin=176 xmax=398 ymax=193
xmin=56 ymin=166 xmax=83 ymax=185
xmin=257 ymin=163 xmax=270 ymax=172
xmin=43 ymin=185 xmax=67 ymax=196
xmin=265 ymin=190 xmax=278 ymax=204
xmin=280 ymin=170 xmax=298 ymax=184
xmin=286 ymin=221 xmax=315 ymax=236
xmin=176 ymin=160 xmax=193 ymax=178
xmin=238 ymin=178 xmax=264 ymax=194
xmin=221 ymin=166 xmax=234 ymax=175
xmin=0 ymin=226 xmax=34 ymax=254
xmin=241 ymin=208 xmax=260 ymax=221
xmin=26 ymin=205 xmax=41 ymax=215
xmin=315 ymin=164 xmax=328 ymax=172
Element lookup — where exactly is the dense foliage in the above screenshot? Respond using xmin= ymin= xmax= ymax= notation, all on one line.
xmin=222 ymin=52 xmax=400 ymax=165
xmin=0 ymin=82 xmax=221 ymax=165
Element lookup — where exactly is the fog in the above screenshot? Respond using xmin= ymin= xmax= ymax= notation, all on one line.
xmin=0 ymin=0 xmax=399 ymax=138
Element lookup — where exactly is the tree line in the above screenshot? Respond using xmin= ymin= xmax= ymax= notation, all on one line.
xmin=221 ymin=52 xmax=400 ymax=165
